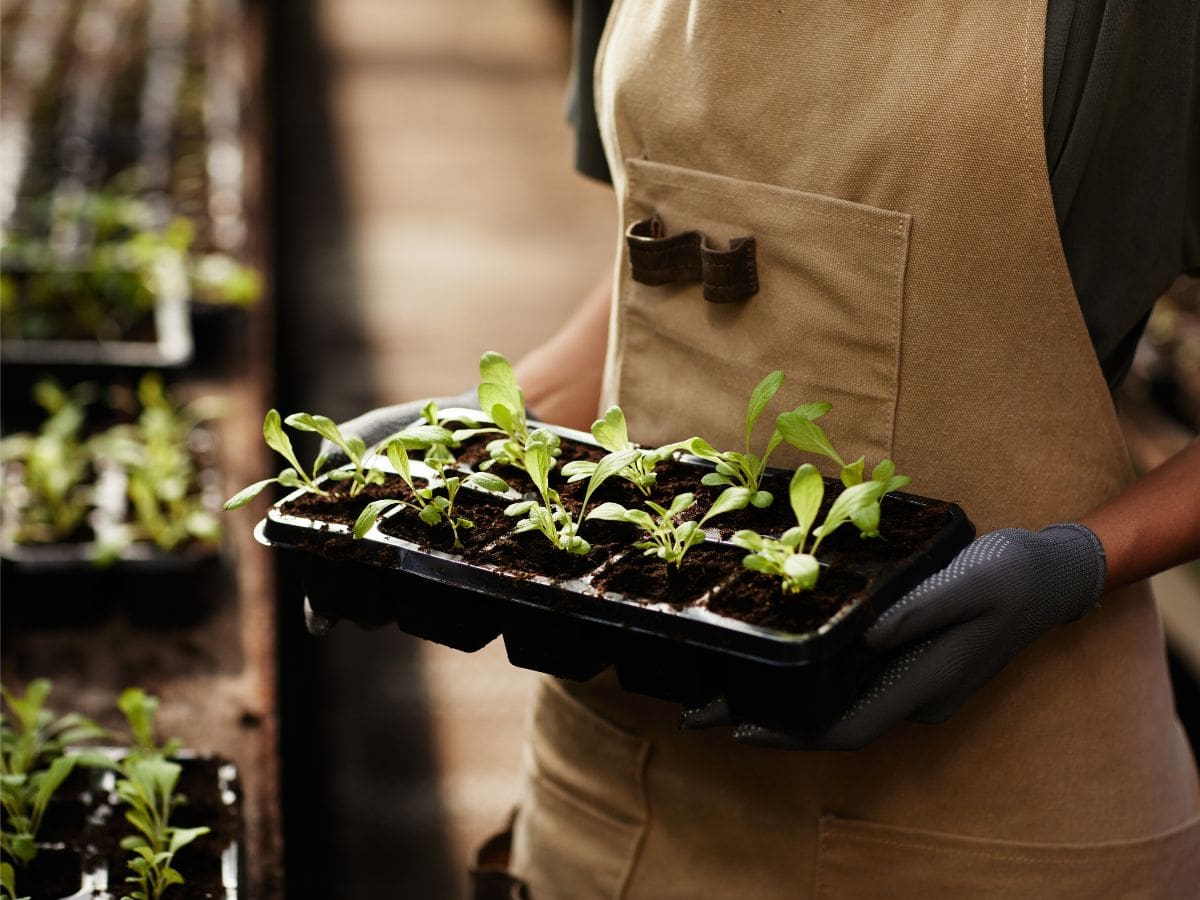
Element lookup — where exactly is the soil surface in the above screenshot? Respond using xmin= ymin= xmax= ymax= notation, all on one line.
xmin=279 ymin=474 xmax=415 ymax=525
xmin=708 ymin=568 xmax=869 ymax=634
xmin=592 ymin=544 xmax=744 ymax=606
xmin=379 ymin=488 xmax=513 ymax=554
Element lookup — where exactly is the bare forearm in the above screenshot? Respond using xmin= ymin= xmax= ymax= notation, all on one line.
xmin=1081 ymin=438 xmax=1200 ymax=592
xmin=514 ymin=268 xmax=613 ymax=431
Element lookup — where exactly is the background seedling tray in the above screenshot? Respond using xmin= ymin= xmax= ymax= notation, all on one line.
xmin=256 ymin=419 xmax=975 ymax=729
xmin=6 ymin=750 xmax=243 ymax=900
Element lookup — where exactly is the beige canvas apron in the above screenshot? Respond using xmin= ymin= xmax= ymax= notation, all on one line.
xmin=507 ymin=1 xmax=1200 ymax=896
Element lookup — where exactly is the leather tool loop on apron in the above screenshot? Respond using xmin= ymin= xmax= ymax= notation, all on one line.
xmin=626 ymin=213 xmax=758 ymax=302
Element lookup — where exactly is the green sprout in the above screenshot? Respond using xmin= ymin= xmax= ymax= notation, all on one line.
xmin=0 ymin=681 xmax=107 ymax=882
xmin=225 ymin=409 xmax=390 ymax=510
xmin=560 ymin=406 xmax=694 ymax=496
xmin=93 ymin=376 xmax=223 ymax=553
xmin=0 ymin=380 xmax=96 ymax=544
xmin=452 ymin=352 xmax=559 ymax=472
xmin=115 ymin=756 xmax=209 ymax=900
xmin=112 ymin=687 xmax=205 ymax=900
xmin=586 ymin=486 xmax=751 ymax=569
xmin=353 ymin=427 xmax=510 ymax=549
xmin=732 ymin=460 xmax=911 ymax=594
xmin=504 ymin=430 xmax=639 ymax=555
xmin=687 ymin=371 xmax=831 ymax=510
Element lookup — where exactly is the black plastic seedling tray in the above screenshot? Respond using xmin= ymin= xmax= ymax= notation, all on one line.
xmin=1 ymin=441 xmax=229 ymax=629
xmin=257 ymin=418 xmax=975 ymax=730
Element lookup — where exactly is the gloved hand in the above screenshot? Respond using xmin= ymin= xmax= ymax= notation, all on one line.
xmin=683 ymin=523 xmax=1107 ymax=750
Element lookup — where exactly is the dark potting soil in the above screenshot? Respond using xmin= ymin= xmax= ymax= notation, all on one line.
xmin=17 ymin=847 xmax=83 ymax=900
xmin=592 ymin=544 xmax=744 ymax=606
xmin=708 ymin=568 xmax=869 ymax=634
xmin=279 ymin=474 xmax=415 ymax=525
xmin=379 ymin=489 xmax=514 ymax=554
xmin=488 ymin=532 xmax=607 ymax=581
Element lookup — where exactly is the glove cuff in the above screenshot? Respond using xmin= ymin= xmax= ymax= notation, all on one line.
xmin=1039 ymin=522 xmax=1108 ymax=619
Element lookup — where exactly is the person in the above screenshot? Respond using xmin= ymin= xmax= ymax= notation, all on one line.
xmin=330 ymin=1 xmax=1200 ymax=895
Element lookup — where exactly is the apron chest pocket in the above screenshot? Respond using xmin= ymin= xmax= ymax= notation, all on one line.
xmin=612 ymin=158 xmax=911 ymax=469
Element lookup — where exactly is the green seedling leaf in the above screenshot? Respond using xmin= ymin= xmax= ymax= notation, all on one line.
xmin=390 ymin=424 xmax=454 ymax=449
xmin=465 ymin=472 xmax=509 ymax=494
xmin=702 ymin=486 xmax=753 ymax=522
xmin=841 ymin=456 xmax=866 ymax=487
xmin=745 ymin=370 xmax=785 ymax=450
xmin=222 ymin=478 xmax=275 ymax=510
xmin=559 ymin=459 xmax=596 ymax=482
xmin=775 ymin=410 xmax=845 ymax=467
xmin=872 ymin=459 xmax=895 ymax=482
xmin=582 ymin=448 xmax=641 ymax=509
xmin=782 ymin=553 xmax=820 ymax=591
xmin=750 ymin=490 xmax=773 ymax=508
xmin=262 ymin=410 xmax=306 ymax=475
xmin=354 ymin=499 xmax=404 ymax=539
xmin=592 ymin=406 xmax=630 ymax=452
xmin=731 ymin=529 xmax=765 ymax=552
xmin=701 ymin=472 xmax=733 ymax=487
xmin=812 ymin=480 xmax=887 ymax=553
xmin=788 ymin=464 xmax=824 ymax=548
xmin=284 ymin=413 xmax=344 ymax=449
xmin=688 ymin=437 xmax=720 ymax=460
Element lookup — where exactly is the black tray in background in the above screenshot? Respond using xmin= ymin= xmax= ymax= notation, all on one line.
xmin=256 ymin=418 xmax=975 ymax=731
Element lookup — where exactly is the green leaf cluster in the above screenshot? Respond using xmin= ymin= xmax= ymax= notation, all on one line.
xmin=0 ymin=381 xmax=95 ymax=545
xmin=686 ymin=371 xmax=828 ymax=510
xmin=0 ymin=187 xmax=260 ymax=343
xmin=561 ymin=406 xmax=693 ymax=496
xmin=0 ymin=680 xmax=107 ymax=892
xmin=93 ymin=376 xmax=224 ymax=553
xmin=505 ymin=431 xmax=639 ymax=555
xmin=732 ymin=459 xmax=911 ymax=594
xmin=111 ymin=687 xmax=206 ymax=900
xmin=2 ymin=377 xmax=223 ymax=559
xmin=354 ymin=426 xmax=509 ymax=549
xmin=587 ymin=485 xmax=750 ymax=569
xmin=450 ymin=352 xmax=560 ymax=473
xmin=225 ymin=408 xmax=382 ymax=509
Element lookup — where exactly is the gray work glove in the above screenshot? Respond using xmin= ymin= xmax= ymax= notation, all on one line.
xmin=683 ymin=523 xmax=1107 ymax=750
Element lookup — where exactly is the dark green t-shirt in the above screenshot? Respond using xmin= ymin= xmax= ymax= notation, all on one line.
xmin=567 ymin=0 xmax=1200 ymax=387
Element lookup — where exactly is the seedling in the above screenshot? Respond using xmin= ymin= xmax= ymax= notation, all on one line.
xmin=733 ymin=460 xmax=911 ymax=593
xmin=353 ymin=428 xmax=510 ymax=549
xmin=0 ymin=380 xmax=95 ymax=545
xmin=561 ymin=406 xmax=694 ymax=496
xmin=774 ymin=405 xmax=867 ymax=488
xmin=505 ymin=430 xmax=639 ymax=555
xmin=0 ymin=681 xmax=107 ymax=883
xmin=115 ymin=756 xmax=209 ymax=900
xmin=112 ymin=688 xmax=206 ymax=900
xmin=224 ymin=409 xmax=381 ymax=509
xmin=116 ymin=688 xmax=183 ymax=762
xmin=587 ymin=485 xmax=751 ymax=569
xmin=93 ymin=376 xmax=223 ymax=553
xmin=687 ymin=371 xmax=833 ymax=509
xmin=452 ymin=352 xmax=560 ymax=472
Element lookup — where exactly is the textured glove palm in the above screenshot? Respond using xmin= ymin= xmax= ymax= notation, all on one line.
xmin=693 ymin=523 xmax=1107 ymax=750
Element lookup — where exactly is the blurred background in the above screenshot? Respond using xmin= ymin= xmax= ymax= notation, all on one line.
xmin=0 ymin=1 xmax=1196 ymax=897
